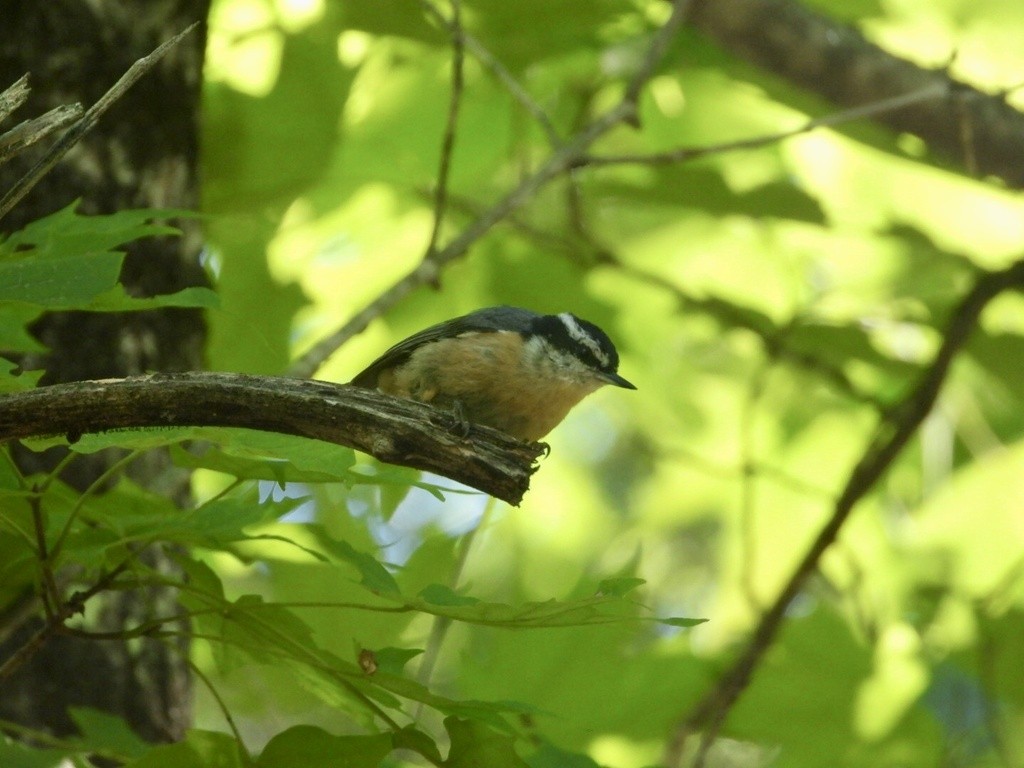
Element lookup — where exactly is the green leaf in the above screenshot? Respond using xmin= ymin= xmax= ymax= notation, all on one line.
xmin=43 ymin=479 xmax=298 ymax=568
xmin=256 ymin=726 xmax=391 ymax=768
xmin=410 ymin=589 xmax=701 ymax=629
xmin=0 ymin=303 xmax=44 ymax=352
xmin=0 ymin=202 xmax=178 ymax=256
xmin=596 ymin=577 xmax=646 ymax=597
xmin=193 ymin=593 xmax=333 ymax=690
xmin=784 ymin=320 xmax=920 ymax=376
xmin=56 ymin=427 xmax=206 ymax=454
xmin=317 ymin=537 xmax=402 ymax=596
xmin=527 ymin=742 xmax=602 ymax=768
xmin=968 ymin=330 xmax=1024 ymax=402
xmin=349 ymin=462 xmax=454 ymax=502
xmin=0 ymin=250 xmax=124 ymax=307
xmin=69 ymin=707 xmax=150 ymax=760
xmin=55 ymin=427 xmax=358 ymax=486
xmin=0 ymin=358 xmax=43 ymax=393
xmin=0 ymin=447 xmax=22 ymax=491
xmin=0 ymin=203 xmax=186 ymax=311
xmin=593 ymin=166 xmax=825 ymax=223
xmin=169 ymin=430 xmax=357 ymax=484
xmin=123 ymin=730 xmax=245 ymax=768
xmin=460 ymin=0 xmax=625 ymax=67
xmin=0 ymin=739 xmax=71 ymax=768
xmin=378 ymin=471 xmax=417 ymax=520
xmin=419 ymin=584 xmax=481 ymax=607
xmin=84 ymin=284 xmax=220 ymax=312
xmin=369 ymin=646 xmax=424 ymax=675
xmin=204 ymin=17 xmax=352 ymax=211
xmin=692 ymin=294 xmax=780 ymax=338
xmin=729 ymin=610 xmax=873 ymax=765
xmin=340 ymin=0 xmax=449 ymax=44
xmin=444 ymin=717 xmax=529 ymax=768
xmin=393 ymin=726 xmax=444 ymax=764
xmin=173 ymin=553 xmax=227 ymax=603
xmin=660 ymin=617 xmax=708 ymax=628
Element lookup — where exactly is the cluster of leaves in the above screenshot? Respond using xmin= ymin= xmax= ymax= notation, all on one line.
xmin=7 ymin=0 xmax=1024 ymax=766
xmin=0 ymin=203 xmax=217 ymax=392
xmin=0 ymin=208 xmax=704 ymax=765
xmin=200 ymin=0 xmax=1024 ymax=765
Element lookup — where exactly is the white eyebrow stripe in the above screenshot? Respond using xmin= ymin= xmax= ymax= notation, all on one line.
xmin=557 ymin=312 xmax=610 ymax=367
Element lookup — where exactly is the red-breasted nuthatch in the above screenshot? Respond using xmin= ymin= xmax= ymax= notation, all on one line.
xmin=351 ymin=306 xmax=635 ymax=442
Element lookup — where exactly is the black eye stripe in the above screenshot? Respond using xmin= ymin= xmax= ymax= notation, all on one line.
xmin=532 ymin=314 xmax=620 ymax=373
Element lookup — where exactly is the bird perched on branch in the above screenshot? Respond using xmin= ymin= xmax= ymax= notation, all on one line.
xmin=351 ymin=306 xmax=635 ymax=442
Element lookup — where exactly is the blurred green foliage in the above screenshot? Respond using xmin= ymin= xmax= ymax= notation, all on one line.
xmin=4 ymin=0 xmax=1024 ymax=765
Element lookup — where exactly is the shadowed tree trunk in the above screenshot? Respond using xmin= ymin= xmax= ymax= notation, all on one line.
xmin=0 ymin=1 xmax=210 ymax=745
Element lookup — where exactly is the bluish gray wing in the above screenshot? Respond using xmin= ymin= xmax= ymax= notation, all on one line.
xmin=350 ymin=306 xmax=538 ymax=387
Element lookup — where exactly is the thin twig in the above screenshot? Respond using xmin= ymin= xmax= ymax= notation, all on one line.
xmin=48 ymin=449 xmax=144 ymax=566
xmin=29 ymin=490 xmax=59 ymax=620
xmin=0 ymin=560 xmax=130 ymax=682
xmin=669 ymin=444 xmax=835 ymax=501
xmin=287 ymin=0 xmax=692 ymax=379
xmin=622 ymin=2 xmax=691 ymax=115
xmin=664 ymin=257 xmax=1024 ymax=767
xmin=580 ymin=83 xmax=949 ymax=168
xmin=737 ymin=369 xmax=769 ymax=612
xmin=0 ymin=23 xmax=198 ymax=220
xmin=186 ymin=656 xmax=250 ymax=756
xmin=424 ymin=0 xmax=465 ymax=262
xmin=418 ymin=0 xmax=562 ymax=146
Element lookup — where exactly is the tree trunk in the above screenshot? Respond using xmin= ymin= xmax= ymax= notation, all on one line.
xmin=0 ymin=1 xmax=210 ymax=745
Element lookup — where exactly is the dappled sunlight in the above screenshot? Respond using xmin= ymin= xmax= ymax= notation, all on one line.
xmin=8 ymin=0 xmax=1015 ymax=764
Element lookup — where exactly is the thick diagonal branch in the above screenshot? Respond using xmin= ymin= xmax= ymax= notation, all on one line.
xmin=665 ymin=258 xmax=1024 ymax=766
xmin=688 ymin=0 xmax=1024 ymax=187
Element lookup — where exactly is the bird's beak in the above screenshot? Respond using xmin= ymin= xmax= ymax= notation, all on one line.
xmin=601 ymin=371 xmax=636 ymax=389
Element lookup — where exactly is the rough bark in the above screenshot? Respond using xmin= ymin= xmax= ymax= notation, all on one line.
xmin=0 ymin=374 xmax=544 ymax=506
xmin=0 ymin=1 xmax=210 ymax=745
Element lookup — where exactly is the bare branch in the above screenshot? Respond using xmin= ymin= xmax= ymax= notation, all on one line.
xmin=664 ymin=257 xmax=1024 ymax=767
xmin=622 ymin=0 xmax=692 ymax=117
xmin=424 ymin=0 xmax=465 ymax=262
xmin=418 ymin=0 xmax=563 ymax=146
xmin=0 ymin=75 xmax=30 ymax=124
xmin=0 ymin=104 xmax=84 ymax=167
xmin=0 ymin=373 xmax=542 ymax=505
xmin=0 ymin=560 xmax=130 ymax=683
xmin=581 ymin=83 xmax=947 ymax=167
xmin=0 ymin=23 xmax=198 ymax=221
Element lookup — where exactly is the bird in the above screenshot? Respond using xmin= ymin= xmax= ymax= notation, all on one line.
xmin=351 ymin=306 xmax=635 ymax=442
